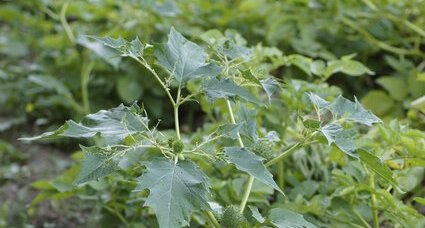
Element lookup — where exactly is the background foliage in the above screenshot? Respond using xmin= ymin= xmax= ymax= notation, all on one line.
xmin=1 ymin=0 xmax=425 ymax=227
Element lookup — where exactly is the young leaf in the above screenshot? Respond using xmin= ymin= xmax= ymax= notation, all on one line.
xmin=134 ymin=158 xmax=211 ymax=228
xmin=358 ymin=149 xmax=397 ymax=187
xmin=21 ymin=103 xmax=149 ymax=144
xmin=155 ymin=27 xmax=221 ymax=84
xmin=248 ymin=206 xmax=265 ymax=223
xmin=224 ymin=147 xmax=282 ymax=194
xmin=238 ymin=105 xmax=258 ymax=142
xmin=75 ymin=146 xmax=121 ymax=184
xmin=329 ymin=96 xmax=381 ymax=126
xmin=325 ymin=59 xmax=374 ymax=77
xmin=217 ymin=123 xmax=243 ymax=139
xmin=260 ymin=77 xmax=280 ymax=103
xmin=89 ymin=35 xmax=145 ymax=59
xmin=269 ymin=208 xmax=317 ymax=228
xmin=202 ymin=78 xmax=261 ymax=104
xmin=320 ymin=123 xmax=357 ymax=157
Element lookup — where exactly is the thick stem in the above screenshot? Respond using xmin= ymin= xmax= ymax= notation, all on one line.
xmin=266 ymin=142 xmax=302 ymax=167
xmin=60 ymin=0 xmax=75 ymax=44
xmin=278 ymin=161 xmax=284 ymax=190
xmin=225 ymin=100 xmax=254 ymax=214
xmin=206 ymin=211 xmax=220 ymax=228
xmin=369 ymin=171 xmax=379 ymax=228
xmin=81 ymin=61 xmax=94 ymax=114
xmin=239 ymin=175 xmax=254 ymax=213
xmin=133 ymin=58 xmax=176 ymax=107
xmin=174 ymin=105 xmax=181 ymax=140
xmin=226 ymin=100 xmax=244 ymax=147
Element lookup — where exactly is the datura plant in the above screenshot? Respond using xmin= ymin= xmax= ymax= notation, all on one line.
xmin=22 ymin=28 xmax=425 ymax=228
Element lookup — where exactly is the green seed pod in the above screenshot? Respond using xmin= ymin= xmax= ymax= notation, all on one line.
xmin=221 ymin=205 xmax=245 ymax=228
xmin=172 ymin=139 xmax=184 ymax=154
xmin=168 ymin=137 xmax=175 ymax=148
xmin=251 ymin=141 xmax=274 ymax=160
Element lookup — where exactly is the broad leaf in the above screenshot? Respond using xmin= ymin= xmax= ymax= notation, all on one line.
xmin=269 ymin=208 xmax=316 ymax=228
xmin=202 ymin=78 xmax=261 ymax=104
xmin=329 ymin=96 xmax=381 ymax=126
xmin=260 ymin=77 xmax=280 ymax=103
xmin=320 ymin=123 xmax=357 ymax=157
xmin=77 ymin=35 xmax=121 ymax=69
xmin=358 ymin=149 xmax=397 ymax=187
xmin=155 ymin=27 xmax=221 ymax=83
xmin=308 ymin=93 xmax=381 ymax=126
xmin=217 ymin=123 xmax=243 ymax=139
xmin=75 ymin=146 xmax=121 ymax=184
xmin=238 ymin=105 xmax=258 ymax=141
xmin=248 ymin=205 xmax=265 ymax=223
xmin=224 ymin=147 xmax=282 ymax=194
xmin=21 ymin=103 xmax=148 ymax=144
xmin=90 ymin=35 xmax=145 ymax=59
xmin=325 ymin=59 xmax=374 ymax=77
xmin=134 ymin=158 xmax=211 ymax=228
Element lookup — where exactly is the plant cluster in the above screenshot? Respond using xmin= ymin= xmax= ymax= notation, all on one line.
xmin=23 ymin=28 xmax=425 ymax=227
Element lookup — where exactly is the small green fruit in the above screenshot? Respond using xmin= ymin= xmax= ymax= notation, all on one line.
xmin=172 ymin=139 xmax=184 ymax=154
xmin=251 ymin=141 xmax=274 ymax=160
xmin=221 ymin=205 xmax=244 ymax=228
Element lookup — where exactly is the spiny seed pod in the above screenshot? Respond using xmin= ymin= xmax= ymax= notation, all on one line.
xmin=251 ymin=141 xmax=274 ymax=160
xmin=172 ymin=139 xmax=184 ymax=154
xmin=168 ymin=138 xmax=175 ymax=148
xmin=221 ymin=205 xmax=245 ymax=228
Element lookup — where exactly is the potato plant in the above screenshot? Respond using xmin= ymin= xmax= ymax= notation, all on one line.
xmin=23 ymin=28 xmax=425 ymax=227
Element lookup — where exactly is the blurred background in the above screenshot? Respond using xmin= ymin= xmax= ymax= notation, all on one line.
xmin=1 ymin=0 xmax=424 ymax=227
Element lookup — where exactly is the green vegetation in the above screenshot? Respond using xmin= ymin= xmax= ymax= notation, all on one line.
xmin=1 ymin=0 xmax=425 ymax=227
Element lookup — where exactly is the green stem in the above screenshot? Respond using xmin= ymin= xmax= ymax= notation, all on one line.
xmin=206 ymin=211 xmax=220 ymax=228
xmin=103 ymin=205 xmax=129 ymax=226
xmin=352 ymin=207 xmax=372 ymax=228
xmin=369 ymin=171 xmax=379 ymax=228
xmin=278 ymin=161 xmax=284 ymax=190
xmin=81 ymin=61 xmax=94 ymax=114
xmin=226 ymin=100 xmax=244 ymax=147
xmin=133 ymin=58 xmax=176 ymax=107
xmin=225 ymin=100 xmax=254 ymax=214
xmin=239 ymin=175 xmax=254 ymax=213
xmin=266 ymin=142 xmax=302 ymax=167
xmin=60 ymin=0 xmax=75 ymax=44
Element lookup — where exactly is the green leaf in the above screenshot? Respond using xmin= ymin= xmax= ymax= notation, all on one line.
xmin=201 ymin=78 xmax=261 ymax=104
xmin=237 ymin=105 xmax=258 ymax=142
xmin=217 ymin=123 xmax=243 ymax=139
xmin=75 ymin=146 xmax=121 ymax=184
xmin=134 ymin=158 xmax=211 ymax=228
xmin=269 ymin=208 xmax=317 ymax=228
xmin=376 ymin=76 xmax=407 ymax=101
xmin=320 ymin=124 xmax=357 ymax=157
xmin=361 ymin=90 xmax=395 ymax=116
xmin=117 ymin=76 xmax=143 ymax=103
xmin=155 ymin=27 xmax=221 ymax=83
xmin=260 ymin=77 xmax=280 ymax=103
xmin=358 ymin=149 xmax=397 ymax=187
xmin=287 ymin=54 xmax=313 ymax=76
xmin=248 ymin=206 xmax=265 ymax=223
xmin=329 ymin=96 xmax=381 ymax=126
xmin=21 ymin=103 xmax=148 ymax=144
xmin=325 ymin=59 xmax=374 ymax=77
xmin=77 ymin=35 xmax=121 ymax=69
xmin=224 ymin=147 xmax=282 ymax=194
xmin=89 ymin=35 xmax=145 ymax=59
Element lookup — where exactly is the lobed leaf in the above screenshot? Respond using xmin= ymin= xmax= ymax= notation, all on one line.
xmin=21 ymin=103 xmax=149 ymax=144
xmin=155 ymin=27 xmax=221 ymax=84
xmin=201 ymin=77 xmax=261 ymax=104
xmin=269 ymin=208 xmax=317 ymax=228
xmin=134 ymin=158 xmax=211 ymax=228
xmin=224 ymin=147 xmax=282 ymax=194
xmin=75 ymin=146 xmax=121 ymax=184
